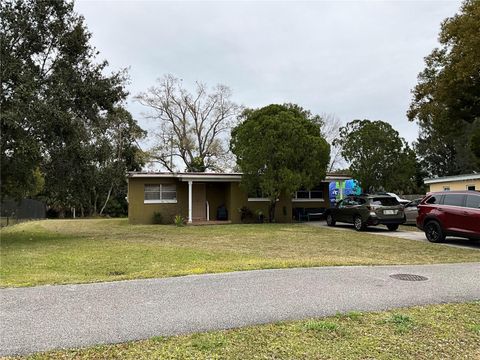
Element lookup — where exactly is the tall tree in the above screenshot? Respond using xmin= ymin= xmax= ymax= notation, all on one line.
xmin=335 ymin=120 xmax=416 ymax=194
xmin=315 ymin=113 xmax=345 ymax=171
xmin=230 ymin=104 xmax=330 ymax=222
xmin=136 ymin=75 xmax=240 ymax=172
xmin=407 ymin=0 xmax=480 ymax=177
xmin=1 ymin=0 xmax=145 ymax=215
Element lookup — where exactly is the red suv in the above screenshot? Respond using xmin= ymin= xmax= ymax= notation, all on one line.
xmin=417 ymin=191 xmax=480 ymax=242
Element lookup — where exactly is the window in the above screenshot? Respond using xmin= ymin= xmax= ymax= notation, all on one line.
xmin=443 ymin=186 xmax=450 ymax=191
xmin=426 ymin=195 xmax=442 ymax=204
xmin=406 ymin=199 xmax=420 ymax=208
xmin=247 ymin=188 xmax=270 ymax=202
xmin=466 ymin=195 xmax=480 ymax=209
xmin=248 ymin=188 xmax=267 ymax=198
xmin=370 ymin=197 xmax=399 ymax=206
xmin=293 ymin=186 xmax=324 ymax=201
xmin=295 ymin=190 xmax=310 ymax=199
xmin=144 ymin=184 xmax=177 ymax=203
xmin=467 ymin=185 xmax=476 ymax=191
xmin=442 ymin=194 xmax=465 ymax=207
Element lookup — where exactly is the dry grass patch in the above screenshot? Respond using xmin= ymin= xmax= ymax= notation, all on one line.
xmin=1 ymin=219 xmax=479 ymax=287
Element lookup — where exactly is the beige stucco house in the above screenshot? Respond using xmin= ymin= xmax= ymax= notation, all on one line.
xmin=127 ymin=172 xmax=351 ymax=224
xmin=424 ymin=173 xmax=480 ymax=193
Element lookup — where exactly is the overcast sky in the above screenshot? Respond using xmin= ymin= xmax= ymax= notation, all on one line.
xmin=75 ymin=0 xmax=461 ymax=147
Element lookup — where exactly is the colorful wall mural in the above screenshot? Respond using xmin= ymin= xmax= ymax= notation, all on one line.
xmin=329 ymin=179 xmax=362 ymax=204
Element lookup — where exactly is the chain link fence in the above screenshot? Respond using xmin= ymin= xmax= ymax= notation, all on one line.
xmin=1 ymin=199 xmax=46 ymax=227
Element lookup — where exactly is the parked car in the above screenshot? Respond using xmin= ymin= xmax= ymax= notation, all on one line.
xmin=416 ymin=191 xmax=480 ymax=242
xmin=326 ymin=195 xmax=405 ymax=231
xmin=375 ymin=192 xmax=410 ymax=205
xmin=403 ymin=198 xmax=423 ymax=225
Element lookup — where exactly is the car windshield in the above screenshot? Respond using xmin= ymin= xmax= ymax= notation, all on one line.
xmin=369 ymin=197 xmax=399 ymax=206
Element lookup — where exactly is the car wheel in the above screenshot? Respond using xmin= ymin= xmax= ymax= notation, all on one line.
xmin=353 ymin=216 xmax=365 ymax=231
xmin=326 ymin=214 xmax=336 ymax=226
xmin=424 ymin=221 xmax=445 ymax=243
xmin=387 ymin=224 xmax=399 ymax=231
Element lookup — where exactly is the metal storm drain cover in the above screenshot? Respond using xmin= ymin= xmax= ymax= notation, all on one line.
xmin=390 ymin=273 xmax=428 ymax=281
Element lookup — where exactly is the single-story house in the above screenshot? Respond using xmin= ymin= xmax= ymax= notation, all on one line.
xmin=127 ymin=172 xmax=351 ymax=224
xmin=424 ymin=173 xmax=480 ymax=192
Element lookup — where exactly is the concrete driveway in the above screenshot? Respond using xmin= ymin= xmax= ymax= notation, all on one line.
xmin=1 ymin=263 xmax=479 ymax=356
xmin=307 ymin=221 xmax=480 ymax=251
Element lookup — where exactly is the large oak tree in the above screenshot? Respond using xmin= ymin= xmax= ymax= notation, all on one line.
xmin=335 ymin=120 xmax=418 ymax=194
xmin=407 ymin=0 xmax=480 ymax=176
xmin=230 ymin=104 xmax=330 ymax=222
xmin=1 ymin=0 xmax=145 ymax=215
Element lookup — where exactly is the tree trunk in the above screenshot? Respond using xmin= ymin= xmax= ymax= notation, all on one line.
xmin=99 ymin=185 xmax=113 ymax=215
xmin=268 ymin=201 xmax=276 ymax=223
xmin=91 ymin=188 xmax=98 ymax=216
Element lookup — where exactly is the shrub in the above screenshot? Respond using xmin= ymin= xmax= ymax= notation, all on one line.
xmin=255 ymin=209 xmax=265 ymax=223
xmin=174 ymin=214 xmax=185 ymax=227
xmin=238 ymin=206 xmax=254 ymax=223
xmin=153 ymin=212 xmax=163 ymax=224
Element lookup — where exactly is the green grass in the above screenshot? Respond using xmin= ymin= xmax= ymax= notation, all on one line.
xmin=399 ymin=224 xmax=421 ymax=232
xmin=1 ymin=219 xmax=479 ymax=287
xmin=384 ymin=313 xmax=416 ymax=334
xmin=12 ymin=302 xmax=480 ymax=359
xmin=304 ymin=320 xmax=340 ymax=332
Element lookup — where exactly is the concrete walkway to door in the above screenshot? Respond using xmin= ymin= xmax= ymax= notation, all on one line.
xmin=1 ymin=263 xmax=479 ymax=356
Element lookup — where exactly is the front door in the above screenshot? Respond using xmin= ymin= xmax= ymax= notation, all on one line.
xmin=192 ymin=183 xmax=206 ymax=221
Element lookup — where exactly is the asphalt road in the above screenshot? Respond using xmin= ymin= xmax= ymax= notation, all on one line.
xmin=1 ymin=263 xmax=479 ymax=356
xmin=307 ymin=221 xmax=480 ymax=251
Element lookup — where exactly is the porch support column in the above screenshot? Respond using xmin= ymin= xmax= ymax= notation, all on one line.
xmin=188 ymin=180 xmax=193 ymax=223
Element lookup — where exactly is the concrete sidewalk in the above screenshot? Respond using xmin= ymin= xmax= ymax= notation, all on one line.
xmin=1 ymin=263 xmax=479 ymax=356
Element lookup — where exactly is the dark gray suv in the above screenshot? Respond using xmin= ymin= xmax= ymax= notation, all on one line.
xmin=326 ymin=195 xmax=405 ymax=231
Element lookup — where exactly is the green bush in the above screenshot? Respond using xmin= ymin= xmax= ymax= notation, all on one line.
xmin=153 ymin=212 xmax=163 ymax=224
xmin=174 ymin=214 xmax=185 ymax=227
xmin=255 ymin=209 xmax=265 ymax=223
xmin=238 ymin=206 xmax=254 ymax=223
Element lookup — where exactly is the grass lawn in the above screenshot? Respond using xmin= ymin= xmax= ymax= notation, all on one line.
xmin=11 ymin=302 xmax=480 ymax=359
xmin=399 ymin=224 xmax=421 ymax=232
xmin=1 ymin=219 xmax=479 ymax=287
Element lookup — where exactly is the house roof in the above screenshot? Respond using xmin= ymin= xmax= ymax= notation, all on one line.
xmin=127 ymin=172 xmax=243 ymax=182
xmin=424 ymin=173 xmax=480 ymax=185
xmin=325 ymin=174 xmax=352 ymax=181
xmin=127 ymin=171 xmax=352 ymax=182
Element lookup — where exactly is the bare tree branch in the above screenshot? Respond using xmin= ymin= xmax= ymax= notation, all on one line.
xmin=315 ymin=113 xmax=346 ymax=171
xmin=135 ymin=75 xmax=240 ymax=172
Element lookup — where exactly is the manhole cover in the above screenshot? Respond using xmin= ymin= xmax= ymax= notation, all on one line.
xmin=390 ymin=273 xmax=428 ymax=281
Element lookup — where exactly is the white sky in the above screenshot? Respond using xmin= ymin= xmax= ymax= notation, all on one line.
xmin=75 ymin=0 xmax=462 ymax=148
